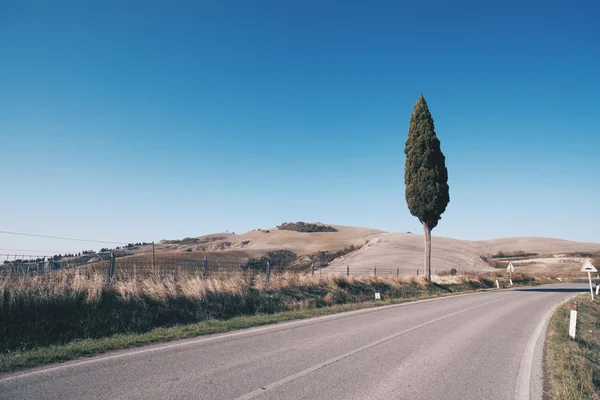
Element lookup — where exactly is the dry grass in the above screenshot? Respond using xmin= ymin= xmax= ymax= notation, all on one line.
xmin=546 ymin=295 xmax=600 ymax=399
xmin=0 ymin=269 xmax=557 ymax=373
xmin=1 ymin=269 xmax=546 ymax=355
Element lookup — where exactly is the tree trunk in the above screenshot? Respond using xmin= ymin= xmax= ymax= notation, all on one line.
xmin=422 ymin=222 xmax=432 ymax=282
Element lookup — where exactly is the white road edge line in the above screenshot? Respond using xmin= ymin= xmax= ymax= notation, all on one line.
xmin=234 ymin=295 xmax=517 ymax=400
xmin=0 ymin=287 xmax=510 ymax=383
xmin=513 ymin=295 xmax=578 ymax=400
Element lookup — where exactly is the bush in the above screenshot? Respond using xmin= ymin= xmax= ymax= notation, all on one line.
xmin=311 ymin=245 xmax=361 ymax=267
xmin=277 ymin=222 xmax=338 ymax=233
xmin=491 ymin=251 xmax=538 ymax=259
xmin=246 ymin=250 xmax=298 ymax=270
xmin=450 ymin=268 xmax=457 ymax=276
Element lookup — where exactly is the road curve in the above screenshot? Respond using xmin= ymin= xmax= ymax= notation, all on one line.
xmin=0 ymin=282 xmax=586 ymax=400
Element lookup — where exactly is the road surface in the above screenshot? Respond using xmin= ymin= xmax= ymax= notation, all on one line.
xmin=0 ymin=282 xmax=586 ymax=400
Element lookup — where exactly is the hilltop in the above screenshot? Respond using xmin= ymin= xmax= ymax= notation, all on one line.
xmin=95 ymin=222 xmax=600 ymax=274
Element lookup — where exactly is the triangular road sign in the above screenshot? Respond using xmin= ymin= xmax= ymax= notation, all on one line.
xmin=506 ymin=262 xmax=515 ymax=273
xmin=581 ymin=260 xmax=598 ymax=273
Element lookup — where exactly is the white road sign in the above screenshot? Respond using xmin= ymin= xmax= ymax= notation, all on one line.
xmin=506 ymin=263 xmax=515 ymax=273
xmin=582 ymin=260 xmax=597 ymax=300
xmin=581 ymin=260 xmax=598 ymax=272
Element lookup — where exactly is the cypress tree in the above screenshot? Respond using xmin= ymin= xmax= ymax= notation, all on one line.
xmin=404 ymin=94 xmax=450 ymax=282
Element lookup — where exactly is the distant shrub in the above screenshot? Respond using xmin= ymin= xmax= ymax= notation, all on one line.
xmin=186 ymin=248 xmax=193 ymax=252
xmin=491 ymin=251 xmax=538 ymax=259
xmin=277 ymin=222 xmax=338 ymax=233
xmin=164 ymin=237 xmax=200 ymax=245
xmin=564 ymin=251 xmax=595 ymax=258
xmin=198 ymin=236 xmax=227 ymax=244
xmin=450 ymin=268 xmax=457 ymax=276
xmin=311 ymin=245 xmax=361 ymax=267
xmin=246 ymin=250 xmax=298 ymax=270
xmin=163 ymin=236 xmax=227 ymax=245
xmin=489 ymin=260 xmax=508 ymax=269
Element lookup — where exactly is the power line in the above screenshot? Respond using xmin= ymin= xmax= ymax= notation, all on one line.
xmin=0 ymin=230 xmax=129 ymax=245
xmin=0 ymin=248 xmax=72 ymax=254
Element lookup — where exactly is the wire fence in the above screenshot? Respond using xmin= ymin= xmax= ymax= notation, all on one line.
xmin=0 ymin=257 xmax=468 ymax=278
xmin=321 ymin=266 xmax=469 ymax=277
xmin=0 ymin=256 xmax=247 ymax=279
xmin=1 ymin=254 xmax=590 ymax=280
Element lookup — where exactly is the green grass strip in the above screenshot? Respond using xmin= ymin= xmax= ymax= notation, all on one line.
xmin=545 ymin=295 xmax=600 ymax=399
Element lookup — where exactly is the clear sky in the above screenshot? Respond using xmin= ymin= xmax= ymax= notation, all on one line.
xmin=1 ymin=0 xmax=599 ymax=255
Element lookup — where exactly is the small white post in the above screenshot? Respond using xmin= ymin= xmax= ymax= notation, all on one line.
xmin=569 ymin=301 xmax=577 ymax=339
xmin=495 ymin=279 xmax=500 ymax=289
xmin=588 ymin=271 xmax=595 ymax=300
xmin=596 ymin=283 xmax=599 ymax=296
xmin=509 ymin=279 xmax=513 ymax=286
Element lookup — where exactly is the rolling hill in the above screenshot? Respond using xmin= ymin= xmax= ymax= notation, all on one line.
xmin=111 ymin=223 xmax=600 ymax=275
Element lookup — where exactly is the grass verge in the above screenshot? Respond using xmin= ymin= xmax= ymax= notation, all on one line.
xmin=545 ymin=294 xmax=600 ymax=399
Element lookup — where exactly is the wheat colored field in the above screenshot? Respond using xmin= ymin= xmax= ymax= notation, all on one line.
xmin=119 ymin=224 xmax=600 ymax=274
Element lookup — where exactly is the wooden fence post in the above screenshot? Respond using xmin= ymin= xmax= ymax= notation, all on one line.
xmin=108 ymin=252 xmax=115 ymax=282
xmin=266 ymin=261 xmax=271 ymax=282
xmin=203 ymin=256 xmax=208 ymax=277
xmin=152 ymin=241 xmax=156 ymax=273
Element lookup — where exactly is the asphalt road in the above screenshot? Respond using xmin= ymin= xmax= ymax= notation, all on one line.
xmin=0 ymin=282 xmax=587 ymax=400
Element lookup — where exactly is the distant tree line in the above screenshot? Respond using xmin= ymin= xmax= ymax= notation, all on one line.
xmin=277 ymin=222 xmax=338 ymax=233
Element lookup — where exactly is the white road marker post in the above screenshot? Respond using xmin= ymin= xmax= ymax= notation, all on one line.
xmin=374 ymin=293 xmax=381 ymax=300
xmin=495 ymin=279 xmax=500 ymax=289
xmin=581 ymin=260 xmax=597 ymax=300
xmin=507 ymin=262 xmax=514 ymax=286
xmin=569 ymin=301 xmax=577 ymax=339
xmin=596 ymin=282 xmax=599 ymax=296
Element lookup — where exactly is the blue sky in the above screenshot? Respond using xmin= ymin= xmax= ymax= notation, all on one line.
xmin=1 ymin=0 xmax=599 ymax=255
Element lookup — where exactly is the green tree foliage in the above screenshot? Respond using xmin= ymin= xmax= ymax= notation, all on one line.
xmin=404 ymin=94 xmax=450 ymax=281
xmin=277 ymin=222 xmax=338 ymax=233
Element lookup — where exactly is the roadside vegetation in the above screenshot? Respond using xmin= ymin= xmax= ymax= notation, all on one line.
xmin=546 ymin=295 xmax=600 ymax=399
xmin=404 ymin=94 xmax=450 ymax=282
xmin=1 ymin=270 xmax=545 ymax=372
xmin=490 ymin=250 xmax=539 ymax=259
xmin=245 ymin=245 xmax=363 ymax=271
xmin=276 ymin=222 xmax=338 ymax=233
